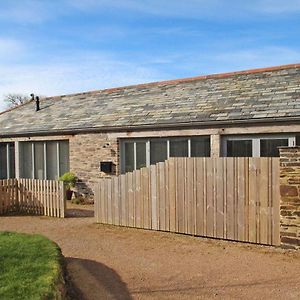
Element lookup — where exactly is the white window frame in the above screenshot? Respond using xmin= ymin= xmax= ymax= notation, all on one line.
xmin=19 ymin=140 xmax=69 ymax=180
xmin=121 ymin=136 xmax=210 ymax=173
xmin=222 ymin=134 xmax=295 ymax=157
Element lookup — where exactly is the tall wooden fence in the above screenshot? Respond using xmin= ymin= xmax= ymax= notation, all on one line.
xmin=95 ymin=157 xmax=280 ymax=246
xmin=0 ymin=178 xmax=65 ymax=218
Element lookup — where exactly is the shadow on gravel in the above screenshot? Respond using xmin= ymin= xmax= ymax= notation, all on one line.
xmin=65 ymin=257 xmax=132 ymax=300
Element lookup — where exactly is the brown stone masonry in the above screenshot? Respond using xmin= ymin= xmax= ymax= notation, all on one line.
xmin=69 ymin=133 xmax=119 ymax=200
xmin=279 ymin=147 xmax=300 ymax=250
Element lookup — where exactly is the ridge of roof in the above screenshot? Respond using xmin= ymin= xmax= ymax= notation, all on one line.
xmin=1 ymin=62 xmax=299 ymax=116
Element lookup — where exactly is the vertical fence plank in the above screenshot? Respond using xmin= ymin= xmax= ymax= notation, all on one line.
xmin=158 ymin=162 xmax=166 ymax=231
xmin=206 ymin=158 xmax=214 ymax=237
xmin=259 ymin=158 xmax=269 ymax=245
xmin=143 ymin=167 xmax=151 ymax=229
xmin=225 ymin=158 xmax=234 ymax=240
xmin=216 ymin=158 xmax=225 ymax=239
xmin=186 ymin=158 xmax=195 ymax=235
xmin=168 ymin=159 xmax=176 ymax=233
xmin=135 ymin=170 xmax=141 ymax=228
xmin=237 ymin=157 xmax=246 ymax=241
xmin=164 ymin=160 xmax=170 ymax=232
xmin=249 ymin=158 xmax=259 ymax=243
xmin=150 ymin=165 xmax=157 ymax=230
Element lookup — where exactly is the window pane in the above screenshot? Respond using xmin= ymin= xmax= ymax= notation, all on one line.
xmin=260 ymin=139 xmax=288 ymax=157
xmin=59 ymin=141 xmax=70 ymax=176
xmin=150 ymin=140 xmax=167 ymax=165
xmin=296 ymin=135 xmax=300 ymax=146
xmin=34 ymin=142 xmax=44 ymax=179
xmin=46 ymin=141 xmax=58 ymax=180
xmin=191 ymin=137 xmax=210 ymax=157
xmin=227 ymin=140 xmax=252 ymax=157
xmin=0 ymin=144 xmax=7 ymax=179
xmin=170 ymin=139 xmax=188 ymax=157
xmin=136 ymin=142 xmax=146 ymax=169
xmin=9 ymin=143 xmax=15 ymax=178
xmin=124 ymin=142 xmax=134 ymax=172
xmin=20 ymin=142 xmax=33 ymax=178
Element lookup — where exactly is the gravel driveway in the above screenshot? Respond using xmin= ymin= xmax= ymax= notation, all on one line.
xmin=0 ymin=204 xmax=299 ymax=300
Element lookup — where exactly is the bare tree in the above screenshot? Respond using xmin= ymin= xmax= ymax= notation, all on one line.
xmin=3 ymin=93 xmax=31 ymax=108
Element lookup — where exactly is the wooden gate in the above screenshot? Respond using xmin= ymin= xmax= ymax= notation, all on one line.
xmin=94 ymin=157 xmax=280 ymax=246
xmin=0 ymin=178 xmax=65 ymax=218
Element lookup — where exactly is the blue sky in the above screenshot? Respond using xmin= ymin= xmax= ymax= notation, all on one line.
xmin=0 ymin=0 xmax=300 ymax=111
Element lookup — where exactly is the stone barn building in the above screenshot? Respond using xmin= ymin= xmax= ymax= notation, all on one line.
xmin=0 ymin=63 xmax=299 ymax=200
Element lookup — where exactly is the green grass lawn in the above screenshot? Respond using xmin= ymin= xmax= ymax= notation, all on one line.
xmin=0 ymin=232 xmax=64 ymax=300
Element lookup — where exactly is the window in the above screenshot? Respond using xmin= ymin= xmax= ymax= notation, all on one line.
xmin=0 ymin=143 xmax=7 ymax=179
xmin=170 ymin=139 xmax=188 ymax=157
xmin=124 ymin=142 xmax=134 ymax=172
xmin=260 ymin=139 xmax=288 ymax=157
xmin=227 ymin=140 xmax=252 ymax=157
xmin=136 ymin=142 xmax=146 ymax=169
xmin=191 ymin=137 xmax=210 ymax=157
xmin=122 ymin=136 xmax=210 ymax=173
xmin=20 ymin=140 xmax=69 ymax=180
xmin=20 ymin=142 xmax=33 ymax=178
xmin=222 ymin=135 xmax=293 ymax=157
xmin=34 ymin=142 xmax=45 ymax=179
xmin=150 ymin=140 xmax=168 ymax=164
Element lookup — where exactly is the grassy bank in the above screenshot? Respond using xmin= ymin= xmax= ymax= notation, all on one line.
xmin=0 ymin=232 xmax=64 ymax=300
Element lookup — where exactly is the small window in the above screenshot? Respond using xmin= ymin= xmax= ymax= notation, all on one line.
xmin=227 ymin=140 xmax=252 ymax=157
xmin=20 ymin=142 xmax=33 ymax=178
xmin=0 ymin=144 xmax=7 ymax=179
xmin=9 ymin=143 xmax=15 ymax=178
xmin=191 ymin=137 xmax=210 ymax=157
xmin=46 ymin=141 xmax=58 ymax=180
xmin=260 ymin=139 xmax=288 ymax=157
xmin=150 ymin=140 xmax=167 ymax=165
xmin=34 ymin=142 xmax=45 ymax=179
xmin=136 ymin=142 xmax=146 ymax=169
xmin=59 ymin=141 xmax=70 ymax=176
xmin=170 ymin=139 xmax=188 ymax=157
xmin=124 ymin=142 xmax=134 ymax=172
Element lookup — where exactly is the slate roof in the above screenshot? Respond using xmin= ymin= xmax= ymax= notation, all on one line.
xmin=0 ymin=63 xmax=300 ymax=137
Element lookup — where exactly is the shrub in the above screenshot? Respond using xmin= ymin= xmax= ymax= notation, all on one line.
xmin=59 ymin=172 xmax=76 ymax=190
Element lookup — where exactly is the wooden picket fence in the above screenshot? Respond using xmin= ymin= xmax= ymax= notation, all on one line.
xmin=0 ymin=178 xmax=65 ymax=218
xmin=95 ymin=157 xmax=280 ymax=246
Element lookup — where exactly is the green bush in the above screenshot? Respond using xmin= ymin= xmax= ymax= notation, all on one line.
xmin=59 ymin=172 xmax=76 ymax=190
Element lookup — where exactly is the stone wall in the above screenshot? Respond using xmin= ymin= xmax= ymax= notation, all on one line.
xmin=279 ymin=147 xmax=300 ymax=250
xmin=69 ymin=133 xmax=119 ymax=201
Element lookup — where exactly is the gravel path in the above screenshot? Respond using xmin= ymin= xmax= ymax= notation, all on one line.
xmin=0 ymin=204 xmax=299 ymax=300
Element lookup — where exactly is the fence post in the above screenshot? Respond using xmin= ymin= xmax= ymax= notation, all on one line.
xmin=279 ymin=147 xmax=300 ymax=250
xmin=60 ymin=181 xmax=66 ymax=218
xmin=15 ymin=178 xmax=19 ymax=212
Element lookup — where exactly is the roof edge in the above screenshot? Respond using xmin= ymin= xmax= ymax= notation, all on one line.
xmin=1 ymin=115 xmax=300 ymax=138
